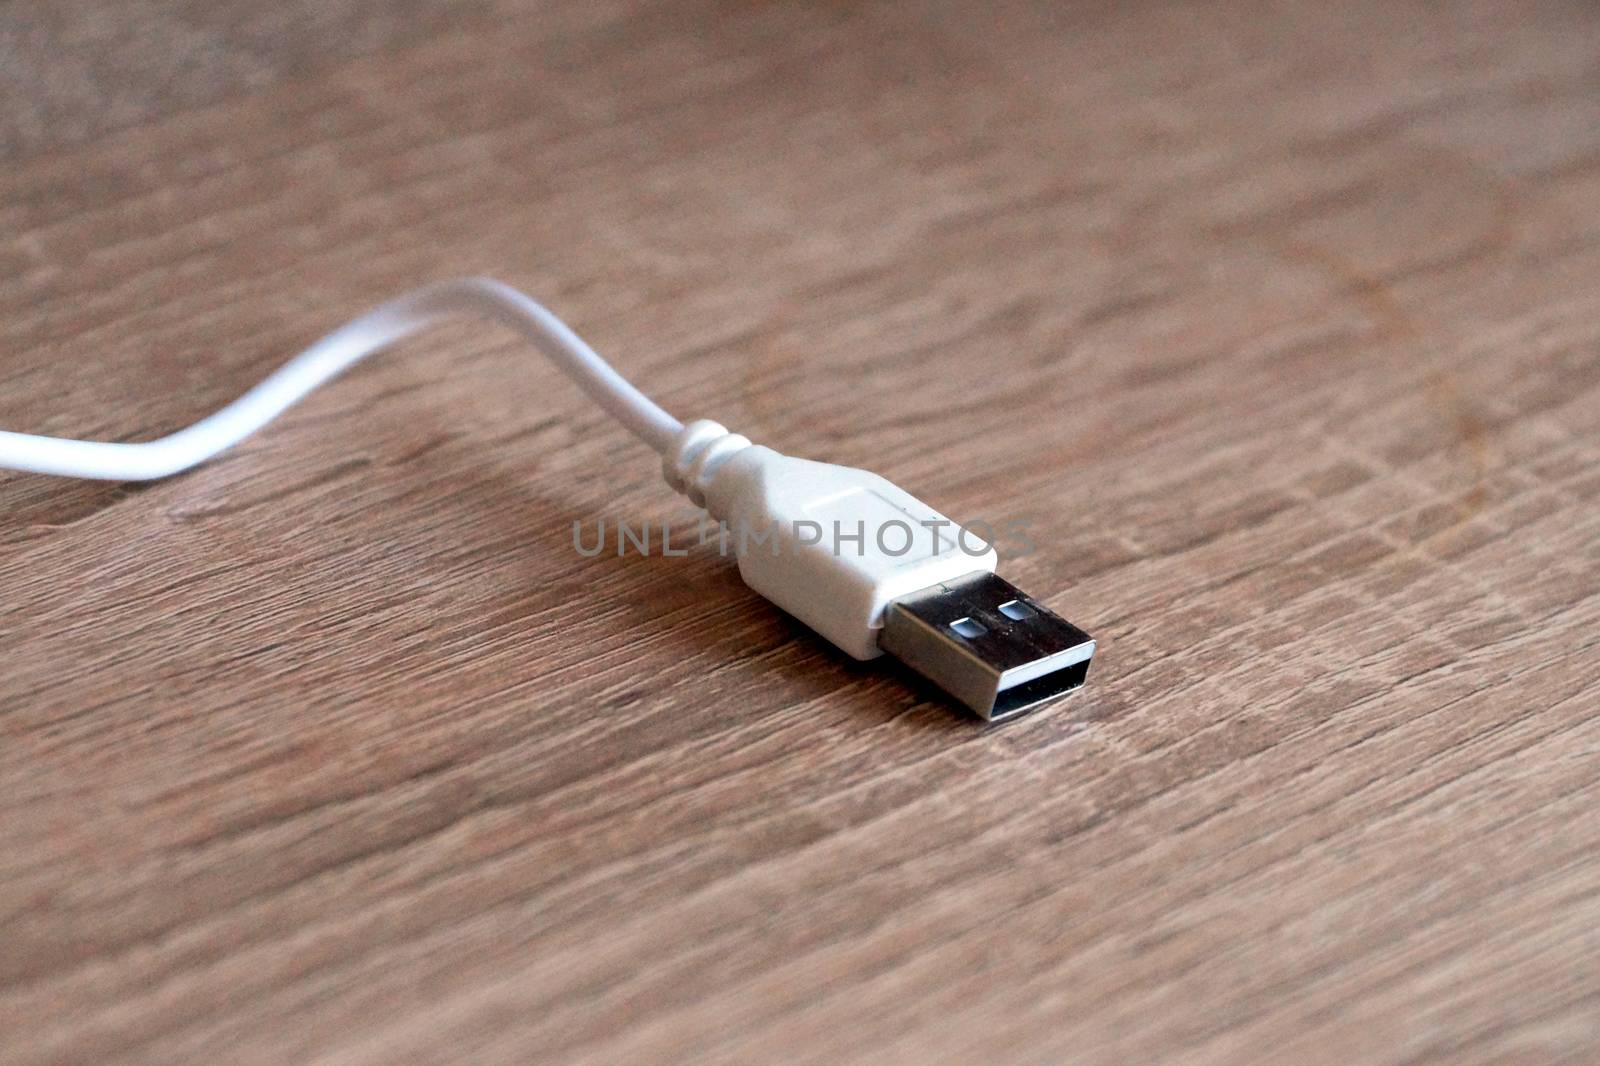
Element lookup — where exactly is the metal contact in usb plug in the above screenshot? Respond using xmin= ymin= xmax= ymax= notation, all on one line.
xmin=880 ymin=571 xmax=1095 ymax=722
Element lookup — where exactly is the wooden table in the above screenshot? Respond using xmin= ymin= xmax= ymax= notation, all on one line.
xmin=3 ymin=2 xmax=1598 ymax=1062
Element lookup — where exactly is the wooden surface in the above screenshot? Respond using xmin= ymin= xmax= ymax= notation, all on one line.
xmin=3 ymin=2 xmax=1599 ymax=1062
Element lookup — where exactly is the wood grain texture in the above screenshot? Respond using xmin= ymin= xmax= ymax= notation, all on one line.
xmin=2 ymin=1 xmax=1598 ymax=1062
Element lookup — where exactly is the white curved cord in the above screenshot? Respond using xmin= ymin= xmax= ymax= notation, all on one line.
xmin=0 ymin=277 xmax=682 ymax=481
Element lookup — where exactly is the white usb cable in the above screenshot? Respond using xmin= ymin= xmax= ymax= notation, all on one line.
xmin=0 ymin=277 xmax=1093 ymax=720
xmin=0 ymin=278 xmax=681 ymax=479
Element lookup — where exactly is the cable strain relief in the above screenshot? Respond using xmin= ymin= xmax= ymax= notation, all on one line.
xmin=663 ymin=418 xmax=752 ymax=510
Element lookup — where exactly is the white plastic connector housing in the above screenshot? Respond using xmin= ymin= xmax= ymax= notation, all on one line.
xmin=707 ymin=447 xmax=997 ymax=659
xmin=665 ymin=421 xmax=997 ymax=660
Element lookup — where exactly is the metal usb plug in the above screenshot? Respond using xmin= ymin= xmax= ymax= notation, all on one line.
xmin=880 ymin=571 xmax=1095 ymax=722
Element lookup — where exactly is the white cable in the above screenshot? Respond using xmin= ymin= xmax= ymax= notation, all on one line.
xmin=0 ymin=276 xmax=681 ymax=480
xmin=1 ymin=274 xmax=1095 ymax=720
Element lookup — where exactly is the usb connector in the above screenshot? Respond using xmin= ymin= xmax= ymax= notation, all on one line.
xmin=667 ymin=419 xmax=1095 ymax=722
xmin=882 ymin=572 xmax=1094 ymax=721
